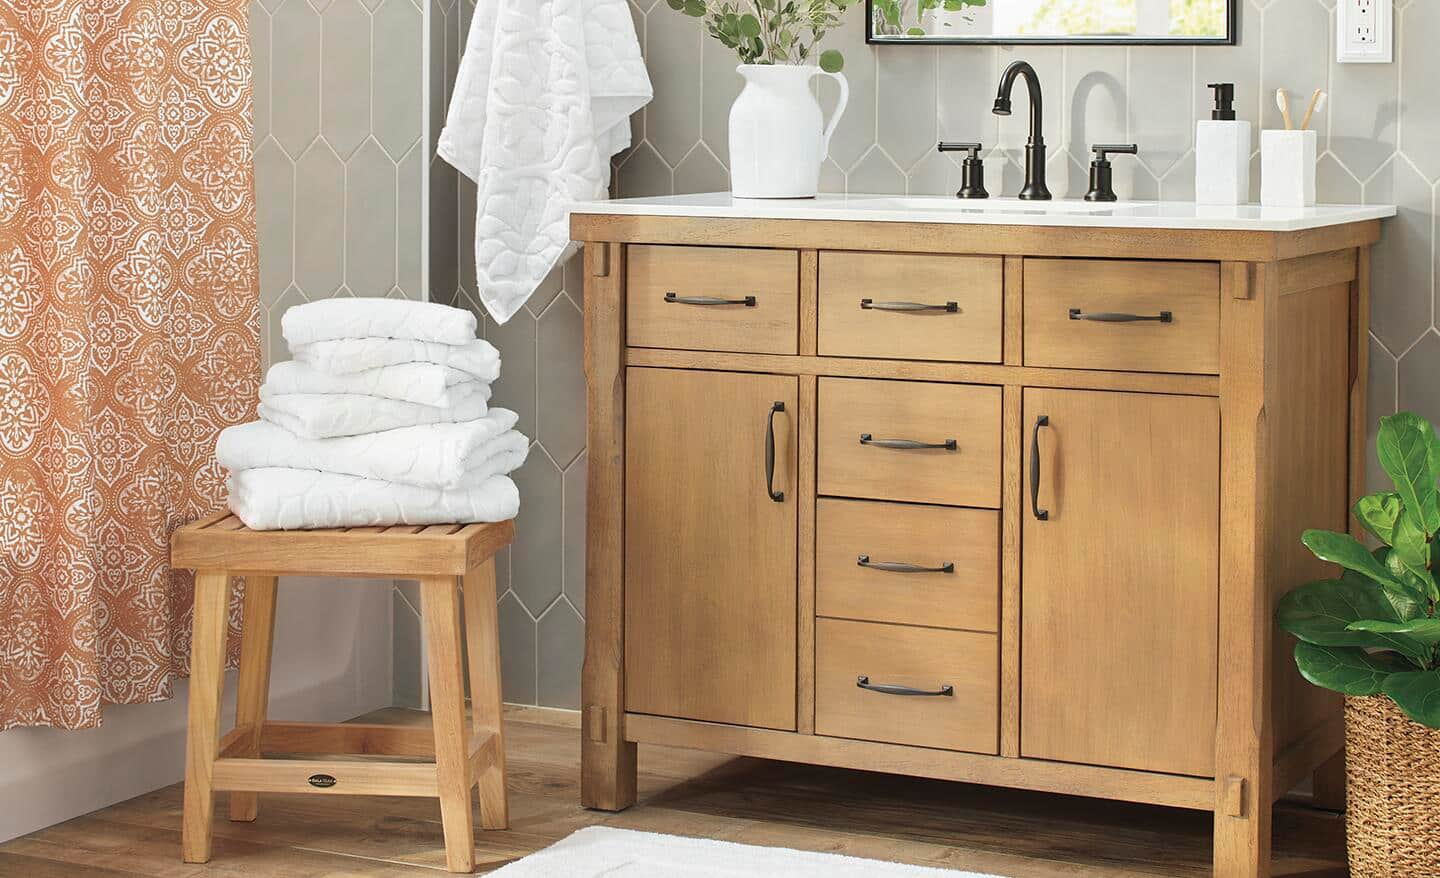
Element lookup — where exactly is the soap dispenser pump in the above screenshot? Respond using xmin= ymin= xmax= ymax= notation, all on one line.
xmin=1195 ymin=83 xmax=1252 ymax=206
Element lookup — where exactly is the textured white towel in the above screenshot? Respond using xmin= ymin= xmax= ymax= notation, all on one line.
xmin=257 ymin=385 xmax=490 ymax=439
xmin=217 ymin=410 xmax=527 ymax=490
xmin=437 ymin=0 xmax=651 ymax=323
xmin=265 ymin=360 xmax=483 ymax=408
xmin=228 ymin=469 xmax=519 ymax=530
xmin=291 ymin=337 xmax=501 ymax=380
xmin=281 ymin=298 xmax=477 ymax=346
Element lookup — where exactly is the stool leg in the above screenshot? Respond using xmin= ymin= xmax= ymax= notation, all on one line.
xmin=230 ymin=575 xmax=278 ymax=822
xmin=182 ymin=570 xmax=234 ymax=863
xmin=422 ymin=575 xmax=476 ymax=873
xmin=463 ymin=559 xmax=508 ymax=830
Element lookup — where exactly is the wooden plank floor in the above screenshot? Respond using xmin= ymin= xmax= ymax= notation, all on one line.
xmin=0 ymin=707 xmax=1347 ymax=876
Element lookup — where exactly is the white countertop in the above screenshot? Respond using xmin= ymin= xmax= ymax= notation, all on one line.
xmin=571 ymin=192 xmax=1396 ymax=232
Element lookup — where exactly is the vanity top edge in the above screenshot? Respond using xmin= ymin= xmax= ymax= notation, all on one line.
xmin=570 ymin=192 xmax=1396 ymax=233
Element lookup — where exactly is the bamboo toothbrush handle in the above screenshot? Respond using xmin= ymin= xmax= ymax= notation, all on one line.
xmin=1277 ymin=89 xmax=1294 ymax=131
xmin=1300 ymin=88 xmax=1322 ymax=130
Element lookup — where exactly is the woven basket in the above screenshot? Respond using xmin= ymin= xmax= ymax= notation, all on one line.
xmin=1345 ymin=695 xmax=1440 ymax=878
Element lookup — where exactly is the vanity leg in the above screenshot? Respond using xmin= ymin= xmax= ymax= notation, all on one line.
xmin=581 ymin=239 xmax=638 ymax=811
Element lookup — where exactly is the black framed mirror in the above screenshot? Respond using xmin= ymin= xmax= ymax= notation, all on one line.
xmin=866 ymin=0 xmax=1237 ymax=46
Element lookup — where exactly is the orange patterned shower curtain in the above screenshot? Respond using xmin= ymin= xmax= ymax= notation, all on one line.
xmin=0 ymin=0 xmax=261 ymax=729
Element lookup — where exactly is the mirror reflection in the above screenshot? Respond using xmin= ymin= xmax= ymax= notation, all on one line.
xmin=868 ymin=0 xmax=1234 ymax=44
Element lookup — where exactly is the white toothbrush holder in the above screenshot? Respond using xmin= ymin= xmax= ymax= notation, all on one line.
xmin=1260 ymin=129 xmax=1317 ymax=208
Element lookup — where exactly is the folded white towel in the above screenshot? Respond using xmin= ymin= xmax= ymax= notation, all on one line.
xmin=436 ymin=0 xmax=651 ymax=323
xmin=291 ymin=337 xmax=501 ymax=380
xmin=265 ymin=360 xmax=482 ymax=408
xmin=217 ymin=410 xmax=527 ymax=489
xmin=281 ymin=299 xmax=478 ymax=347
xmin=228 ymin=469 xmax=519 ymax=530
xmin=258 ymin=384 xmax=490 ymax=439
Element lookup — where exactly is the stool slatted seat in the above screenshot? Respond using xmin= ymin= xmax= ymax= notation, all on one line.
xmin=173 ymin=512 xmax=515 ymax=874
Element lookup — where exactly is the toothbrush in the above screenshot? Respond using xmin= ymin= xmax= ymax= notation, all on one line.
xmin=1275 ymin=89 xmax=1294 ymax=130
xmin=1300 ymin=89 xmax=1328 ymax=130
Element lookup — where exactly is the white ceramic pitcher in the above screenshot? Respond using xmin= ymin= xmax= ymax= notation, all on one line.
xmin=729 ymin=64 xmax=849 ymax=199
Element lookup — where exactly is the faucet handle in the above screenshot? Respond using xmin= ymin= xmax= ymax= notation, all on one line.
xmin=938 ymin=142 xmax=988 ymax=200
xmin=1091 ymin=143 xmax=1139 ymax=161
xmin=937 ymin=141 xmax=983 ymax=159
xmin=1085 ymin=144 xmax=1138 ymax=203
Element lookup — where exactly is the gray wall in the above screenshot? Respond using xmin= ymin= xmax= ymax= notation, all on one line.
xmin=410 ymin=0 xmax=1440 ymax=709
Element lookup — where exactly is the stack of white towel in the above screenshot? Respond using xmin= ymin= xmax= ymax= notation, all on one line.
xmin=216 ymin=299 xmax=526 ymax=530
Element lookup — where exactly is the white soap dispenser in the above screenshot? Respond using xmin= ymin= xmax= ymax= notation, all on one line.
xmin=1195 ymin=83 xmax=1251 ymax=206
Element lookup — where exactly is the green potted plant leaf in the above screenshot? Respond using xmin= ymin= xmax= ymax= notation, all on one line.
xmin=665 ymin=1 xmax=855 ymax=198
xmin=1277 ymin=411 xmax=1440 ymax=878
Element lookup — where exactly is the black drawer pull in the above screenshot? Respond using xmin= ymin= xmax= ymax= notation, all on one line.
xmin=856 ymin=675 xmax=954 ymax=697
xmin=665 ymin=292 xmax=757 ymax=307
xmin=1030 ymin=414 xmax=1049 ymax=521
xmin=861 ymin=299 xmax=959 ymax=313
xmin=764 ymin=401 xmax=785 ymax=503
xmin=1068 ymin=308 xmax=1172 ymax=323
xmin=859 ymin=434 xmax=957 ymax=451
xmin=857 ymin=555 xmax=954 ymax=574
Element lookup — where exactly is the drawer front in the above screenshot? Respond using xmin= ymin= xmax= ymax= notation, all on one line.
xmin=815 ymin=618 xmax=998 ymax=753
xmin=817 ymin=377 xmax=1001 ymax=507
xmin=818 ymin=252 xmax=1003 ymax=363
xmin=627 ymin=245 xmax=799 ymax=354
xmin=1023 ymin=258 xmax=1220 ymax=374
xmin=817 ymin=499 xmax=998 ymax=631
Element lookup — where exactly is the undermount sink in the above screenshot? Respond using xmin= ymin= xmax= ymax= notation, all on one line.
xmin=863 ymin=197 xmax=1136 ymax=215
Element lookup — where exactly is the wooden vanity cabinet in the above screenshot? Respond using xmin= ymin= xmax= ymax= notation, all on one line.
xmin=574 ymin=210 xmax=1381 ymax=878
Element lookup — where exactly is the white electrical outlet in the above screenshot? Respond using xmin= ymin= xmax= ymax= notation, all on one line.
xmin=1338 ymin=0 xmax=1393 ymax=63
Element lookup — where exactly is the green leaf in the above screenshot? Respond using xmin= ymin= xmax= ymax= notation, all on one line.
xmin=819 ymin=48 xmax=844 ymax=72
xmin=906 ymin=26 xmax=925 ymax=34
xmin=1293 ymin=642 xmax=1406 ymax=695
xmin=1382 ymin=671 xmax=1440 ymax=728
xmin=738 ymin=13 xmax=762 ymax=37
xmin=682 ymin=0 xmax=706 ymax=15
xmin=1389 ymin=511 xmax=1435 ymax=595
xmin=1303 ymin=529 xmax=1412 ymax=594
xmin=1380 ymin=546 xmax=1439 ymax=607
xmin=1349 ymin=617 xmax=1440 ymax=647
xmin=1376 ymin=412 xmax=1440 ymax=537
xmin=1277 ymin=575 xmax=1432 ymax=665
xmin=1354 ymin=492 xmax=1403 ymax=545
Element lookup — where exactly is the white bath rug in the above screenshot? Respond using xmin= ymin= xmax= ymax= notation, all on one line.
xmin=489 ymin=826 xmax=1001 ymax=877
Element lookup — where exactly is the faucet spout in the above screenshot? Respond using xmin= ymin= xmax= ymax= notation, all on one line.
xmin=993 ymin=61 xmax=1051 ymax=200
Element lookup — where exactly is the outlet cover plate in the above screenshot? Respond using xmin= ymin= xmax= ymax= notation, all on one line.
xmin=1338 ymin=0 xmax=1393 ymax=64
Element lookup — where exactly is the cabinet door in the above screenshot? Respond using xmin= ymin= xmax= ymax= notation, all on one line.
xmin=624 ymin=367 xmax=798 ymax=730
xmin=1021 ymin=389 xmax=1219 ymax=777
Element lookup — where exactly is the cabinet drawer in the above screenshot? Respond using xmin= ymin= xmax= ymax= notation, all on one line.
xmin=626 ymin=245 xmax=799 ymax=354
xmin=818 ymin=252 xmax=1003 ymax=362
xmin=1023 ymin=259 xmax=1220 ymax=374
xmin=817 ymin=378 xmax=1001 ymax=507
xmin=817 ymin=499 xmax=998 ymax=631
xmin=815 ymin=619 xmax=998 ymax=753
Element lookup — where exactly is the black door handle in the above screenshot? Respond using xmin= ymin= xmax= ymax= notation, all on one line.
xmin=1069 ymin=308 xmax=1172 ymax=323
xmin=861 ymin=299 xmax=959 ymax=313
xmin=856 ymin=675 xmax=954 ymax=697
xmin=1030 ymin=414 xmax=1049 ymax=521
xmin=859 ymin=434 xmax=958 ymax=451
xmin=666 ymin=292 xmax=757 ymax=306
xmin=857 ymin=555 xmax=955 ymax=574
xmin=765 ymin=401 xmax=785 ymax=503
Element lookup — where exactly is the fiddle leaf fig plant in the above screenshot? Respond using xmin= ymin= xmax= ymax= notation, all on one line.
xmin=1278 ymin=411 xmax=1440 ymax=727
xmin=668 ymin=0 xmax=853 ymax=72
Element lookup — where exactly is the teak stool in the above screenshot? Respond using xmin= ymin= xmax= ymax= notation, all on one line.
xmin=171 ymin=513 xmax=516 ymax=873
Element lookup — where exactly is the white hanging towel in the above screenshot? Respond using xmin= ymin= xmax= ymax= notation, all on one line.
xmin=437 ymin=0 xmax=652 ymax=324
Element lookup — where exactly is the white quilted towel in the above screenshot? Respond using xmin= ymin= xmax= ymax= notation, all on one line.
xmin=281 ymin=299 xmax=477 ymax=346
xmin=257 ymin=385 xmax=491 ymax=440
xmin=437 ymin=0 xmax=651 ymax=323
xmin=292 ymin=337 xmax=501 ymax=380
xmin=217 ymin=409 xmax=528 ymax=490
xmin=264 ymin=360 xmax=483 ymax=408
xmin=228 ymin=469 xmax=519 ymax=530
